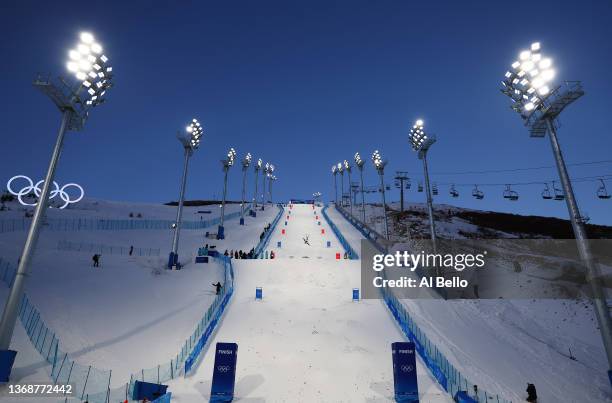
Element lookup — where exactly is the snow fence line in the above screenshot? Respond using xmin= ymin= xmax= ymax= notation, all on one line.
xmin=320 ymin=204 xmax=358 ymax=259
xmin=0 ymin=255 xmax=235 ymax=403
xmin=328 ymin=205 xmax=514 ymax=403
xmin=57 ymin=240 xmax=160 ymax=257
xmin=0 ymin=205 xmax=250 ymax=234
xmin=254 ymin=204 xmax=285 ymax=258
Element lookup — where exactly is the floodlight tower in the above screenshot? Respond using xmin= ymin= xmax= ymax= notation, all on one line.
xmin=394 ymin=171 xmax=410 ymax=213
xmin=371 ymin=150 xmax=389 ymax=239
xmin=252 ymin=158 xmax=262 ymax=215
xmin=218 ymin=148 xmax=236 ymax=239
xmin=331 ymin=165 xmax=338 ymax=204
xmin=501 ymin=41 xmax=612 ymax=382
xmin=408 ymin=119 xmax=437 ymax=252
xmin=354 ymin=153 xmax=366 ymax=222
xmin=343 ymin=160 xmax=353 ymax=217
xmin=240 ymin=153 xmax=252 ymax=225
xmin=168 ymin=118 xmax=203 ymax=269
xmin=266 ymin=164 xmax=275 ymax=204
xmin=260 ymin=162 xmax=269 ymax=211
xmin=269 ymin=174 xmax=277 ymax=204
xmin=337 ymin=162 xmax=344 ymax=207
xmin=0 ymin=31 xmax=114 ymax=377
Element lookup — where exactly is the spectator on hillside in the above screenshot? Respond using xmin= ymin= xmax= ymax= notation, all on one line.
xmin=234 ymin=250 xmax=239 ymax=259
xmin=212 ymin=282 xmax=222 ymax=295
xmin=472 ymin=385 xmax=479 ymax=401
xmin=224 ymin=250 xmax=229 ymax=257
xmin=202 ymin=244 xmax=209 ymax=256
xmin=526 ymin=383 xmax=537 ymax=402
xmin=92 ymin=254 xmax=100 ymax=267
xmin=270 ymin=251 xmax=275 ymax=259
xmin=129 ymin=245 xmax=134 ymax=256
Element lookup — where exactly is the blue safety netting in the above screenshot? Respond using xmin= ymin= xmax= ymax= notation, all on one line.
xmin=57 ymin=240 xmax=160 ymax=257
xmin=254 ymin=204 xmax=284 ymax=258
xmin=320 ymin=205 xmax=358 ymax=259
xmin=0 ymin=206 xmax=249 ymax=234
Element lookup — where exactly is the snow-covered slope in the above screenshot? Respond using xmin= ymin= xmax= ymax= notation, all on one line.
xmin=0 ymin=199 xmax=277 ymax=392
xmin=344 ymin=201 xmax=612 ymax=402
xmin=167 ymin=204 xmax=451 ymax=402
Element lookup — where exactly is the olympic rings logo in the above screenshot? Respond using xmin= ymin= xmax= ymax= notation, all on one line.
xmin=6 ymin=175 xmax=84 ymax=210
xmin=217 ymin=365 xmax=231 ymax=373
xmin=401 ymin=365 xmax=413 ymax=372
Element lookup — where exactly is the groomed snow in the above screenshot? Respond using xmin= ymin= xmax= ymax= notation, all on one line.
xmin=167 ymin=204 xmax=451 ymax=402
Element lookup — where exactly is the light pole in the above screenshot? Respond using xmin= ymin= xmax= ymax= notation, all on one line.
xmin=261 ymin=162 xmax=269 ymax=210
xmin=371 ymin=150 xmax=389 ymax=239
xmin=354 ymin=153 xmax=366 ymax=223
xmin=218 ymin=148 xmax=236 ymax=240
xmin=331 ymin=165 xmax=338 ymax=204
xmin=252 ymin=158 xmax=262 ymax=215
xmin=267 ymin=164 xmax=275 ymax=204
xmin=0 ymin=31 xmax=114 ymax=378
xmin=343 ymin=160 xmax=353 ymax=217
xmin=269 ymin=174 xmax=277 ymax=204
xmin=394 ymin=171 xmax=410 ymax=213
xmin=501 ymin=41 xmax=612 ymax=383
xmin=337 ymin=162 xmax=344 ymax=207
xmin=408 ymin=119 xmax=437 ymax=253
xmin=240 ymin=152 xmax=252 ymax=225
xmin=168 ymin=118 xmax=203 ymax=269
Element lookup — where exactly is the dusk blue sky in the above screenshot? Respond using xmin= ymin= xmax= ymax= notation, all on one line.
xmin=2 ymin=1 xmax=612 ymax=224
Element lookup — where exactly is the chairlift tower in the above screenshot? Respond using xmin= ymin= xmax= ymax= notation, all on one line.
xmin=501 ymin=42 xmax=612 ymax=384
xmin=394 ymin=171 xmax=410 ymax=212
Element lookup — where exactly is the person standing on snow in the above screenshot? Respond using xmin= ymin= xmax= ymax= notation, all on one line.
xmin=92 ymin=254 xmax=100 ymax=267
xmin=129 ymin=246 xmax=134 ymax=256
xmin=526 ymin=383 xmax=537 ymax=402
xmin=212 ymin=282 xmax=222 ymax=295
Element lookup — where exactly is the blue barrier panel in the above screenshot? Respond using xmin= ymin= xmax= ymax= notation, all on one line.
xmin=327 ymin=241 xmax=331 ymax=248
xmin=352 ymin=288 xmax=360 ymax=301
xmin=277 ymin=241 xmax=281 ymax=248
xmin=392 ymin=342 xmax=419 ymax=403
xmin=210 ymin=342 xmax=238 ymax=402
xmin=195 ymin=256 xmax=209 ymax=264
xmin=152 ymin=392 xmax=172 ymax=402
xmin=255 ymin=287 xmax=263 ymax=300
xmin=0 ymin=350 xmax=17 ymax=382
xmin=131 ymin=380 xmax=168 ymax=401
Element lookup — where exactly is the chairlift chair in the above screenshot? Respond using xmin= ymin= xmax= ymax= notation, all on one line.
xmin=472 ymin=185 xmax=484 ymax=200
xmin=449 ymin=184 xmax=459 ymax=198
xmin=406 ymin=179 xmax=411 ymax=189
xmin=597 ymin=179 xmax=611 ymax=199
xmin=541 ymin=183 xmax=553 ymax=200
xmin=418 ymin=182 xmax=423 ymax=192
xmin=552 ymin=181 xmax=565 ymax=201
xmin=432 ymin=183 xmax=438 ymax=196
xmin=503 ymin=184 xmax=519 ymax=201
